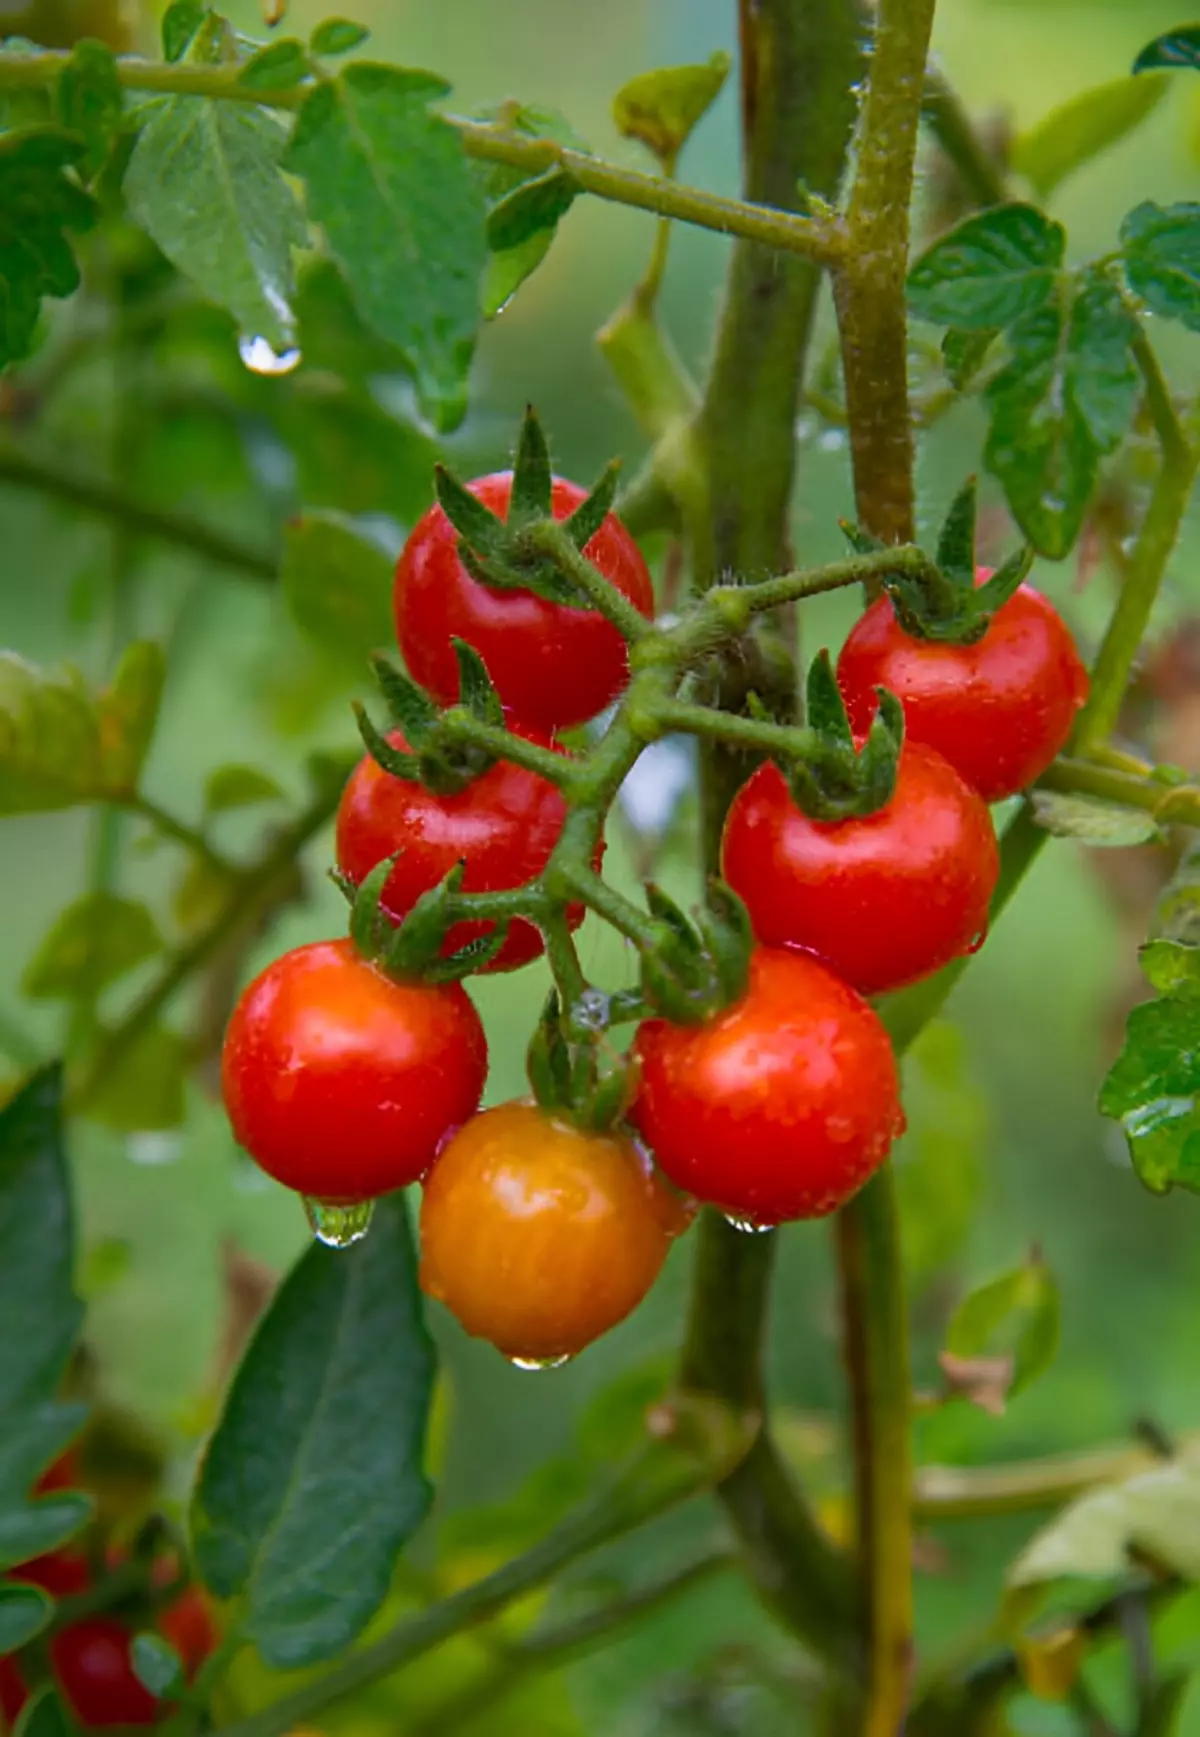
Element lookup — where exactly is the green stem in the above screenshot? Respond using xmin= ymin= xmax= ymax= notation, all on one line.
xmin=520 ymin=521 xmax=653 ymax=642
xmin=912 ymin=1434 xmax=1183 ymax=1523
xmin=539 ymin=906 xmax=589 ymax=1010
xmin=0 ymin=441 xmax=277 ymax=582
xmin=125 ymin=794 xmax=237 ymax=875
xmin=682 ymin=546 xmax=935 ymax=650
xmin=437 ymin=713 xmax=579 ymax=789
xmin=1038 ymin=757 xmax=1200 ymax=829
xmin=648 ymin=697 xmax=815 ymax=758
xmin=921 ymin=63 xmax=1008 ymax=209
xmin=545 ymin=861 xmax=661 ymax=952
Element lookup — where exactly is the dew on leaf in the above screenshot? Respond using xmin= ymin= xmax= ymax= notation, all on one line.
xmin=303 ymin=1196 xmax=375 ymax=1248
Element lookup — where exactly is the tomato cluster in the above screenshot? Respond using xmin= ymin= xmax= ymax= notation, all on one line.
xmin=221 ymin=461 xmax=1087 ymax=1364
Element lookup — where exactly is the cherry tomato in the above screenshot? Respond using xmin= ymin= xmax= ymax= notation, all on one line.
xmin=721 ymin=742 xmax=999 ymax=995
xmin=0 ymin=1656 xmax=27 ymax=1727
xmin=222 ymin=940 xmax=488 ymax=1203
xmin=336 ymin=730 xmax=591 ymax=973
xmin=9 ymin=1548 xmax=90 ymax=1602
xmin=837 ymin=578 xmax=1088 ymax=803
xmin=632 ymin=948 xmax=903 ymax=1226
xmin=394 ymin=473 xmax=655 ymax=733
xmin=419 ymin=1102 xmax=690 ymax=1364
xmin=34 ymin=1450 xmax=80 ymax=1494
xmin=51 ymin=1619 xmax=159 ymax=1727
xmin=157 ymin=1585 xmax=217 ymax=1680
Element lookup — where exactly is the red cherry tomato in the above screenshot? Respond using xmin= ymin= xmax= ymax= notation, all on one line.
xmin=837 ymin=579 xmax=1088 ymax=803
xmin=632 ymin=948 xmax=903 ymax=1226
xmin=222 ymin=939 xmax=488 ymax=1202
xmin=157 ymin=1585 xmax=217 ymax=1680
xmin=336 ymin=730 xmax=592 ymax=973
xmin=721 ymin=742 xmax=999 ymax=995
xmin=419 ymin=1102 xmax=690 ymax=1364
xmin=9 ymin=1548 xmax=90 ymax=1601
xmin=51 ymin=1619 xmax=159 ymax=1727
xmin=394 ymin=473 xmax=655 ymax=733
xmin=0 ymin=1655 xmax=27 ymax=1727
xmin=34 ymin=1450 xmax=80 ymax=1494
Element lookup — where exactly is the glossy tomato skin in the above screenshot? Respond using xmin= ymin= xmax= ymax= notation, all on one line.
xmin=721 ymin=743 xmax=999 ymax=995
xmin=419 ymin=1102 xmax=690 ymax=1363
xmin=157 ymin=1585 xmax=217 ymax=1680
xmin=51 ymin=1619 xmax=159 ymax=1727
xmin=837 ymin=582 xmax=1088 ymax=803
xmin=395 ymin=473 xmax=655 ymax=733
xmin=632 ymin=949 xmax=903 ymax=1225
xmin=222 ymin=940 xmax=488 ymax=1202
xmin=336 ymin=730 xmax=591 ymax=973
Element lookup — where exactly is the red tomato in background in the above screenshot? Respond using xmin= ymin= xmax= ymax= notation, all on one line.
xmin=51 ymin=1619 xmax=159 ymax=1727
xmin=394 ymin=473 xmax=655 ymax=733
xmin=336 ymin=730 xmax=592 ymax=973
xmin=836 ymin=578 xmax=1088 ymax=803
xmin=157 ymin=1584 xmax=217 ymax=1680
xmin=222 ymin=939 xmax=488 ymax=1202
xmin=721 ymin=742 xmax=999 ymax=995
xmin=632 ymin=948 xmax=903 ymax=1226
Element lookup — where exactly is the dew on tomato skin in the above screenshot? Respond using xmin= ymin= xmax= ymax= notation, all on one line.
xmin=508 ymin=1354 xmax=572 ymax=1372
xmin=966 ymin=925 xmax=989 ymax=956
xmin=302 ymin=1197 xmax=375 ymax=1248
xmin=723 ymin=1213 xmax=774 ymax=1235
xmin=238 ymin=332 xmax=302 ymax=376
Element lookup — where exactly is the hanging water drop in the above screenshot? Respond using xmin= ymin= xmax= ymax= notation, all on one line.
xmin=238 ymin=333 xmax=302 ymax=377
xmin=723 ymin=1213 xmax=772 ymax=1235
xmin=508 ymin=1353 xmax=572 ymax=1372
xmin=303 ymin=1196 xmax=375 ymax=1248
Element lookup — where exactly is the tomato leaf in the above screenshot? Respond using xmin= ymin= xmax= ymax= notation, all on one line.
xmin=0 ymin=1581 xmax=51 ymax=1652
xmin=21 ymin=894 xmax=163 ymax=1002
xmin=1100 ymin=995 xmax=1200 ymax=1195
xmin=124 ymin=97 xmax=304 ymax=354
xmin=907 ymin=204 xmax=1065 ymax=331
xmin=944 ymin=1251 xmax=1061 ymax=1405
xmin=310 ymin=18 xmax=369 ymax=57
xmin=238 ymin=38 xmax=311 ymax=92
xmin=191 ymin=1194 xmax=435 ymax=1668
xmin=1121 ymin=201 xmax=1200 ymax=331
xmin=161 ymin=0 xmax=209 ymax=61
xmin=203 ymin=764 xmax=286 ymax=814
xmin=1030 ymin=790 xmax=1162 ymax=847
xmin=1012 ymin=74 xmax=1170 ymax=198
xmin=984 ymin=273 xmax=1139 ymax=557
xmin=612 ymin=52 xmax=731 ymax=166
xmin=942 ymin=327 xmax=997 ymax=391
xmin=472 ymin=104 xmax=590 ymax=319
xmin=279 ymin=379 xmax=438 ymax=524
xmin=1140 ymin=938 xmax=1200 ymax=996
xmin=0 ymin=128 xmax=97 ymax=370
xmin=0 ymin=1069 xmax=91 ymax=1572
xmin=281 ymin=513 xmax=395 ymax=665
xmin=1133 ymin=27 xmax=1200 ymax=74
xmin=1010 ymin=1455 xmax=1200 ymax=1586
xmin=486 ymin=167 xmax=578 ymax=253
xmin=84 ymin=1024 xmax=189 ymax=1134
xmin=56 ymin=40 xmax=124 ymax=178
xmin=130 ymin=1632 xmax=184 ymax=1698
xmin=286 ymin=64 xmax=487 ymax=431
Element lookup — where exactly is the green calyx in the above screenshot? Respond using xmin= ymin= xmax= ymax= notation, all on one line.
xmin=639 ymin=879 xmax=752 ymax=1026
xmin=339 ymin=854 xmax=510 ymax=986
xmin=842 ymin=476 xmax=1034 ymax=645
xmin=526 ymin=988 xmax=642 ymax=1133
xmin=784 ymin=650 xmax=903 ymax=822
xmin=355 ymin=642 xmax=504 ymax=796
xmin=435 ymin=404 xmax=621 ymax=608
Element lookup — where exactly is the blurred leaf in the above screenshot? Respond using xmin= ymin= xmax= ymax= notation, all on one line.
xmin=1139 ymin=1672 xmax=1191 ymax=1737
xmin=162 ymin=0 xmax=209 ymax=60
xmin=21 ymin=894 xmax=163 ymax=1002
xmin=192 ymin=1195 xmax=435 ymax=1669
xmin=942 ymin=327 xmax=997 ymax=391
xmin=612 ymin=52 xmax=731 ymax=166
xmin=0 ymin=1581 xmax=51 ymax=1651
xmin=57 ymin=39 xmax=124 ymax=177
xmin=103 ymin=641 xmax=165 ymax=798
xmin=124 ymin=97 xmax=304 ymax=353
xmin=1013 ymin=74 xmax=1169 ymax=197
xmin=895 ymin=1022 xmax=986 ymax=1291
xmin=1016 ymin=1626 xmax=1085 ymax=1702
xmin=132 ymin=398 xmax=252 ymax=504
xmin=293 ymin=257 xmax=407 ymax=380
xmin=1121 ymin=201 xmax=1200 ymax=331
xmin=203 ymin=763 xmax=285 ymax=814
xmin=907 ymin=204 xmax=1065 ymax=330
xmin=0 ymin=128 xmax=97 ymax=370
xmin=1010 ymin=1453 xmax=1200 ymax=1586
xmin=85 ymin=1024 xmax=189 ymax=1133
xmin=286 ymin=64 xmax=487 ymax=431
xmin=486 ymin=167 xmax=578 ymax=253
xmin=172 ymin=853 xmax=236 ymax=931
xmin=0 ymin=1069 xmax=90 ymax=1571
xmin=945 ymin=1251 xmax=1060 ymax=1405
xmin=281 ymin=381 xmax=437 ymax=522
xmin=79 ymin=1236 xmax=131 ymax=1300
xmin=1134 ymin=27 xmax=1200 ymax=73
xmin=1030 ymin=790 xmax=1162 ymax=846
xmin=238 ymin=38 xmax=310 ymax=91
xmin=281 ymin=513 xmax=394 ymax=664
xmin=985 ymin=273 xmax=1139 ymax=557
xmin=310 ymin=18 xmax=369 ymax=56
xmin=12 ymin=1688 xmax=73 ymax=1737
xmin=473 ymin=104 xmax=590 ymax=319
xmin=1100 ymin=995 xmax=1200 ymax=1195
xmin=130 ymin=1632 xmax=183 ymax=1697
xmin=1140 ymin=939 xmax=1200 ymax=995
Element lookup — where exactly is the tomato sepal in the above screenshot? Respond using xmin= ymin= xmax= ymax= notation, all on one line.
xmin=783 ymin=649 xmax=904 ymax=822
xmin=640 ymin=879 xmax=752 ymax=1025
xmin=526 ymin=989 xmax=636 ymax=1133
xmin=356 ymin=650 xmax=508 ymax=794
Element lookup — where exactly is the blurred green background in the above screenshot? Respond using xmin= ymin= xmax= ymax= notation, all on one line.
xmin=3 ymin=0 xmax=1200 ymax=1730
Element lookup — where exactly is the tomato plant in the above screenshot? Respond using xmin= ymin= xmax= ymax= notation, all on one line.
xmin=2 ymin=2 xmax=1200 ymax=1735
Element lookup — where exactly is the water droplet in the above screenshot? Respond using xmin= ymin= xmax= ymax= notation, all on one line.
xmin=303 ymin=1197 xmax=375 ymax=1248
xmin=127 ymin=1131 xmax=181 ymax=1167
xmin=723 ymin=1213 xmax=773 ymax=1235
xmin=238 ymin=333 xmax=302 ymax=376
xmin=572 ymin=988 xmax=611 ymax=1033
xmin=508 ymin=1353 xmax=572 ymax=1371
xmin=966 ymin=925 xmax=989 ymax=956
xmin=818 ymin=427 xmax=847 ymax=453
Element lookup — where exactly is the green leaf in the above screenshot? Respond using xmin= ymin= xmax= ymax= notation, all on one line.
xmin=124 ymin=98 xmax=304 ymax=354
xmin=286 ymin=65 xmax=487 ymax=431
xmin=238 ymin=38 xmax=311 ymax=91
xmin=945 ymin=1252 xmax=1061 ymax=1400
xmin=162 ymin=0 xmax=209 ymax=60
xmin=0 ymin=128 xmax=97 ymax=370
xmin=984 ymin=275 xmax=1139 ymax=557
xmin=203 ymin=764 xmax=285 ymax=814
xmin=486 ymin=167 xmax=578 ymax=253
xmin=1010 ymin=1455 xmax=1200 ymax=1587
xmin=0 ymin=1581 xmax=51 ymax=1652
xmin=85 ymin=1024 xmax=189 ymax=1134
xmin=192 ymin=1194 xmax=435 ymax=1669
xmin=130 ymin=1632 xmax=183 ymax=1698
xmin=281 ymin=513 xmax=395 ymax=664
xmin=472 ymin=104 xmax=589 ymax=320
xmin=1012 ymin=74 xmax=1170 ymax=198
xmin=895 ymin=1022 xmax=986 ymax=1292
xmin=103 ymin=640 xmax=165 ymax=797
xmin=1030 ymin=790 xmax=1162 ymax=847
xmin=310 ymin=18 xmax=370 ymax=56
xmin=1121 ymin=202 xmax=1200 ymax=332
xmin=281 ymin=380 xmax=437 ymax=523
xmin=12 ymin=1688 xmax=73 ymax=1737
xmin=907 ymin=204 xmax=1065 ymax=331
xmin=1134 ymin=27 xmax=1200 ymax=74
xmin=612 ymin=52 xmax=731 ymax=166
xmin=57 ymin=39 xmax=124 ymax=178
xmin=942 ymin=327 xmax=997 ymax=391
xmin=22 ymin=894 xmax=163 ymax=1002
xmin=293 ymin=257 xmax=407 ymax=381
xmin=1140 ymin=939 xmax=1200 ymax=996
xmin=1100 ymin=994 xmax=1200 ymax=1195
